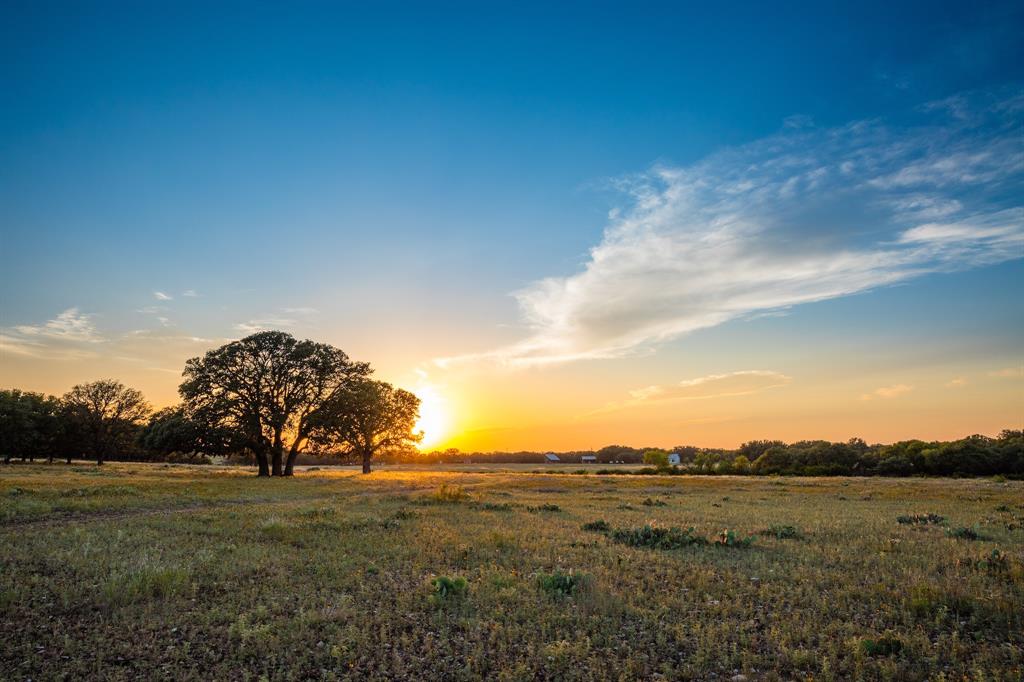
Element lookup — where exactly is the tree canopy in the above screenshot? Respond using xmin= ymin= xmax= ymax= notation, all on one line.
xmin=179 ymin=331 xmax=371 ymax=476
xmin=309 ymin=379 xmax=422 ymax=473
xmin=62 ymin=379 xmax=151 ymax=465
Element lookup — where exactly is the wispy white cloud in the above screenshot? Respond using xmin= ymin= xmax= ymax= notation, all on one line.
xmin=182 ymin=290 xmax=199 ymax=298
xmin=282 ymin=307 xmax=319 ymax=315
xmin=860 ymin=384 xmax=914 ymax=401
xmin=946 ymin=377 xmax=967 ymax=388
xmin=2 ymin=308 xmax=104 ymax=359
xmin=14 ymin=308 xmax=102 ymax=344
xmin=234 ymin=317 xmax=297 ymax=334
xmin=989 ymin=367 xmax=1022 ymax=379
xmin=586 ymin=370 xmax=791 ymax=417
xmin=440 ymin=89 xmax=1023 ymax=368
xmin=153 ymin=291 xmax=173 ymax=301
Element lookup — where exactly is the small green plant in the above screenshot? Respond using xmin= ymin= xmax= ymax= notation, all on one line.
xmin=957 ymin=549 xmax=1009 ymax=575
xmin=946 ymin=526 xmax=985 ymax=541
xmin=713 ymin=529 xmax=755 ymax=548
xmin=908 ymin=584 xmax=974 ymax=619
xmin=480 ymin=502 xmax=513 ymax=511
xmin=641 ymin=497 xmax=667 ymax=507
xmin=897 ymin=513 xmax=945 ymax=525
xmin=527 ymin=503 xmax=561 ymax=512
xmin=429 ymin=575 xmax=468 ymax=606
xmin=759 ymin=525 xmax=802 ymax=540
xmin=610 ymin=524 xmax=707 ymax=550
xmin=860 ymin=633 xmax=904 ymax=656
xmin=582 ymin=519 xmax=610 ymax=532
xmin=536 ymin=570 xmax=592 ymax=597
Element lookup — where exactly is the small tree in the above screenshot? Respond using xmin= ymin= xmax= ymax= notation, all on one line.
xmin=139 ymin=406 xmax=238 ymax=461
xmin=309 ymin=379 xmax=421 ymax=473
xmin=642 ymin=448 xmax=671 ymax=471
xmin=62 ymin=380 xmax=150 ymax=464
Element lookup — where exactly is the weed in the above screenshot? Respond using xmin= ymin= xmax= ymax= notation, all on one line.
xmin=713 ymin=529 xmax=755 ymax=548
xmin=536 ymin=570 xmax=592 ymax=597
xmin=896 ymin=513 xmax=945 ymax=525
xmin=758 ymin=525 xmax=802 ymax=540
xmin=582 ymin=520 xmax=610 ymax=532
xmin=429 ymin=575 xmax=468 ymax=606
xmin=102 ymin=565 xmax=189 ymax=607
xmin=610 ymin=524 xmax=707 ymax=550
xmin=641 ymin=497 xmax=667 ymax=506
xmin=430 ymin=483 xmax=472 ymax=503
xmin=527 ymin=503 xmax=561 ymax=512
xmin=946 ymin=526 xmax=985 ymax=540
xmin=859 ymin=633 xmax=904 ymax=656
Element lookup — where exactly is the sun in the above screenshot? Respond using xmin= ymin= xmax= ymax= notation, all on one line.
xmin=414 ymin=384 xmax=450 ymax=449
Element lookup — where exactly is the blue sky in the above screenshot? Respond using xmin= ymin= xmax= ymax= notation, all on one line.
xmin=1 ymin=2 xmax=1022 ymax=448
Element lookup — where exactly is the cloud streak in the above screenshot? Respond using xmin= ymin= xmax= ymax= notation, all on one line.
xmin=442 ymin=89 xmax=1023 ymax=368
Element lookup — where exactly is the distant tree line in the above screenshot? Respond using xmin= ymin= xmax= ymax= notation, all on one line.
xmin=397 ymin=432 xmax=1024 ymax=478
xmin=0 ymin=331 xmax=421 ymax=475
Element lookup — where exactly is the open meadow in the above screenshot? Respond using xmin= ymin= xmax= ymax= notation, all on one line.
xmin=2 ymin=463 xmax=1022 ymax=680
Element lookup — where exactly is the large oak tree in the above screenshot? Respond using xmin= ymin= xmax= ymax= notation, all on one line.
xmin=309 ymin=378 xmax=422 ymax=473
xmin=179 ymin=331 xmax=370 ymax=476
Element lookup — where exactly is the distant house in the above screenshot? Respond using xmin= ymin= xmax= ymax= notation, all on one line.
xmin=581 ymin=455 xmax=597 ymax=463
xmin=544 ymin=453 xmax=561 ymax=462
xmin=667 ymin=453 xmax=681 ymax=465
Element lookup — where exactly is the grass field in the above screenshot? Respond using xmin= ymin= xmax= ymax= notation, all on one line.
xmin=2 ymin=463 xmax=1022 ymax=680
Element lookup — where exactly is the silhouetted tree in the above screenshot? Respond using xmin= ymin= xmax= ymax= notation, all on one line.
xmin=139 ymin=406 xmax=238 ymax=461
xmin=309 ymin=379 xmax=421 ymax=473
xmin=0 ymin=389 xmax=63 ymax=463
xmin=62 ymin=380 xmax=150 ymax=464
xmin=179 ymin=331 xmax=371 ymax=476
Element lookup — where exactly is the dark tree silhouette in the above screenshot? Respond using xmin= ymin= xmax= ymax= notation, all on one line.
xmin=140 ymin=406 xmax=238 ymax=461
xmin=310 ymin=379 xmax=421 ymax=473
xmin=0 ymin=389 xmax=63 ymax=463
xmin=179 ymin=331 xmax=370 ymax=476
xmin=62 ymin=379 xmax=150 ymax=465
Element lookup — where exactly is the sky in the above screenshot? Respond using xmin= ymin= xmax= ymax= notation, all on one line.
xmin=1 ymin=1 xmax=1022 ymax=451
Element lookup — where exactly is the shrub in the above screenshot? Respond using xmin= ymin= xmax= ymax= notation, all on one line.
xmin=480 ymin=502 xmax=513 ymax=512
xmin=581 ymin=520 xmax=610 ymax=532
xmin=897 ymin=513 xmax=945 ymax=525
xmin=946 ymin=526 xmax=985 ymax=540
xmin=536 ymin=570 xmax=592 ymax=597
xmin=957 ymin=549 xmax=1010 ymax=576
xmin=527 ymin=503 xmax=561 ymax=512
xmin=610 ymin=524 xmax=707 ymax=550
xmin=714 ymin=529 xmax=755 ymax=548
xmin=860 ymin=633 xmax=904 ymax=656
xmin=759 ymin=525 xmax=802 ymax=540
xmin=429 ymin=575 xmax=468 ymax=606
xmin=641 ymin=497 xmax=667 ymax=507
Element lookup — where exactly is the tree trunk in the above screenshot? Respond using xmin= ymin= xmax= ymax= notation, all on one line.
xmin=271 ymin=448 xmax=283 ymax=476
xmin=362 ymin=451 xmax=372 ymax=474
xmin=254 ymin=448 xmax=270 ymax=477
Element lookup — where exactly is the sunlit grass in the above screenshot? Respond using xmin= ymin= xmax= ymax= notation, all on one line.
xmin=1 ymin=463 xmax=1021 ymax=679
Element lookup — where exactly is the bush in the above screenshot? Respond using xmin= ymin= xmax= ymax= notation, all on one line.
xmin=860 ymin=633 xmax=904 ymax=656
xmin=581 ymin=519 xmax=610 ymax=532
xmin=896 ymin=513 xmax=946 ymax=525
xmin=946 ymin=526 xmax=985 ymax=541
xmin=713 ymin=529 xmax=755 ymax=548
xmin=536 ymin=570 xmax=592 ymax=597
xmin=429 ymin=575 xmax=468 ymax=606
xmin=611 ymin=524 xmax=707 ymax=550
xmin=758 ymin=525 xmax=802 ymax=540
xmin=641 ymin=497 xmax=667 ymax=507
xmin=527 ymin=503 xmax=561 ymax=512
xmin=957 ymin=549 xmax=1010 ymax=576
